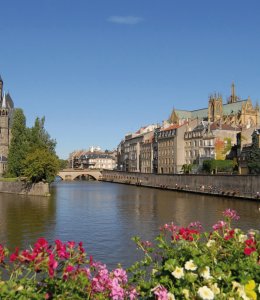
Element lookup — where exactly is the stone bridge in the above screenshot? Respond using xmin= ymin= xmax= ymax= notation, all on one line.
xmin=58 ymin=169 xmax=102 ymax=181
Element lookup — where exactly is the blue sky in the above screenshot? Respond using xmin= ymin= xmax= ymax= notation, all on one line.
xmin=0 ymin=0 xmax=260 ymax=159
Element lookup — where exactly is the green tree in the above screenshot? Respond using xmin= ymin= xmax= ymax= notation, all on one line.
xmin=181 ymin=164 xmax=193 ymax=174
xmin=28 ymin=117 xmax=56 ymax=153
xmin=22 ymin=148 xmax=59 ymax=183
xmin=247 ymin=136 xmax=260 ymax=174
xmin=6 ymin=109 xmax=29 ymax=177
xmin=202 ymin=159 xmax=234 ymax=174
xmin=59 ymin=159 xmax=68 ymax=170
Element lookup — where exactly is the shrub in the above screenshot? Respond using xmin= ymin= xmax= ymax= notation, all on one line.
xmin=129 ymin=209 xmax=260 ymax=299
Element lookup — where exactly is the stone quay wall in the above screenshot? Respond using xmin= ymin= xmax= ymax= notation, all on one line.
xmin=101 ymin=170 xmax=260 ymax=200
xmin=0 ymin=181 xmax=50 ymax=196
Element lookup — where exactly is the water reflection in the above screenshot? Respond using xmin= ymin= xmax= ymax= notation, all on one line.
xmin=0 ymin=181 xmax=260 ymax=269
xmin=0 ymin=192 xmax=56 ymax=250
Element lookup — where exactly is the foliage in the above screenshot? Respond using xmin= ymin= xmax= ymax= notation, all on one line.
xmin=0 ymin=177 xmax=18 ymax=182
xmin=28 ymin=117 xmax=56 ymax=154
xmin=59 ymin=159 xmax=69 ymax=170
xmin=247 ymin=143 xmax=260 ymax=175
xmin=181 ymin=164 xmax=193 ymax=174
xmin=129 ymin=209 xmax=260 ymax=299
xmin=202 ymin=159 xmax=234 ymax=174
xmin=22 ymin=148 xmax=60 ymax=183
xmin=7 ymin=113 xmax=58 ymax=183
xmin=215 ymin=138 xmax=232 ymax=160
xmin=6 ymin=109 xmax=29 ymax=177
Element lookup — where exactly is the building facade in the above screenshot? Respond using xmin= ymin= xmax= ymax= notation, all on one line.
xmin=69 ymin=148 xmax=116 ymax=170
xmin=184 ymin=121 xmax=240 ymax=168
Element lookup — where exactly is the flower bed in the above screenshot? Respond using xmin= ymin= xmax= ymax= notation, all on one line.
xmin=0 ymin=209 xmax=260 ymax=299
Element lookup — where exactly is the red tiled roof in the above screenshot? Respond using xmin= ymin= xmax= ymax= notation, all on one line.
xmin=161 ymin=124 xmax=180 ymax=131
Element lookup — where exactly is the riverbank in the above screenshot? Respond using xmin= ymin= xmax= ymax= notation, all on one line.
xmin=101 ymin=170 xmax=260 ymax=200
xmin=0 ymin=181 xmax=50 ymax=196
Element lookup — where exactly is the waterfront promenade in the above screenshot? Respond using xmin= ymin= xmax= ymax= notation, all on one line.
xmin=102 ymin=170 xmax=260 ymax=200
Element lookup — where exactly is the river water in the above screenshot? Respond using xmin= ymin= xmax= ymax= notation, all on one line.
xmin=0 ymin=181 xmax=260 ymax=269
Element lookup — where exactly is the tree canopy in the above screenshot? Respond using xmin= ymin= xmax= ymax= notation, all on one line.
xmin=247 ymin=143 xmax=260 ymax=174
xmin=6 ymin=109 xmax=29 ymax=177
xmin=6 ymin=112 xmax=59 ymax=183
xmin=202 ymin=159 xmax=234 ymax=174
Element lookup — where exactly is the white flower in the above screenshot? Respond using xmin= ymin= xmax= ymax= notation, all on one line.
xmin=167 ymin=292 xmax=175 ymax=300
xmin=211 ymin=283 xmax=220 ymax=295
xmin=185 ymin=259 xmax=197 ymax=271
xmin=238 ymin=234 xmax=247 ymax=243
xmin=197 ymin=286 xmax=214 ymax=300
xmin=206 ymin=239 xmax=216 ymax=247
xmin=182 ymin=289 xmax=190 ymax=299
xmin=232 ymin=281 xmax=241 ymax=290
xmin=232 ymin=282 xmax=249 ymax=300
xmin=258 ymin=283 xmax=260 ymax=293
xmin=200 ymin=266 xmax=212 ymax=280
xmin=171 ymin=266 xmax=184 ymax=279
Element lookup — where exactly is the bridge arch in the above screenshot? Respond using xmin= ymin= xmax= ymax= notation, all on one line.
xmin=58 ymin=169 xmax=102 ymax=181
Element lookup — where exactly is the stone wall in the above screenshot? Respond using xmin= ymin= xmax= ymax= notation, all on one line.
xmin=102 ymin=170 xmax=260 ymax=200
xmin=0 ymin=181 xmax=50 ymax=196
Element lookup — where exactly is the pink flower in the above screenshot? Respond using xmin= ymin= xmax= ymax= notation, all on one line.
xmin=34 ymin=238 xmax=48 ymax=251
xmin=48 ymin=254 xmax=58 ymax=278
xmin=244 ymin=238 xmax=256 ymax=256
xmin=10 ymin=247 xmax=19 ymax=262
xmin=55 ymin=240 xmax=69 ymax=259
xmin=67 ymin=241 xmax=75 ymax=249
xmin=127 ymin=288 xmax=138 ymax=300
xmin=110 ymin=278 xmax=125 ymax=300
xmin=223 ymin=209 xmax=240 ymax=220
xmin=113 ymin=268 xmax=128 ymax=284
xmin=78 ymin=241 xmax=85 ymax=254
xmin=244 ymin=247 xmax=256 ymax=256
xmin=188 ymin=221 xmax=203 ymax=231
xmin=19 ymin=249 xmax=37 ymax=262
xmin=0 ymin=244 xmax=5 ymax=263
xmin=224 ymin=229 xmax=235 ymax=240
xmin=63 ymin=264 xmax=75 ymax=280
xmin=152 ymin=285 xmax=168 ymax=300
xmin=212 ymin=220 xmax=227 ymax=231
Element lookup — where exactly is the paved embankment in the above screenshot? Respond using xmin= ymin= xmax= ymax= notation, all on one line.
xmin=101 ymin=170 xmax=260 ymax=200
xmin=0 ymin=181 xmax=50 ymax=196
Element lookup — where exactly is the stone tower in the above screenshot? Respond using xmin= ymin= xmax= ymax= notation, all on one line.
xmin=208 ymin=93 xmax=223 ymax=122
xmin=0 ymin=76 xmax=13 ymax=176
xmin=228 ymin=82 xmax=239 ymax=104
xmin=0 ymin=76 xmax=3 ymax=98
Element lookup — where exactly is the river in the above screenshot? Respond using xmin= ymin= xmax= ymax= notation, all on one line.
xmin=0 ymin=181 xmax=260 ymax=269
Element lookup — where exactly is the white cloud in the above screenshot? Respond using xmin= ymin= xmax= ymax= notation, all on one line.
xmin=107 ymin=16 xmax=143 ymax=25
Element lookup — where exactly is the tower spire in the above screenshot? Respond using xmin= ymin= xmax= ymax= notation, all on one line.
xmin=2 ymin=92 xmax=6 ymax=108
xmin=230 ymin=82 xmax=237 ymax=103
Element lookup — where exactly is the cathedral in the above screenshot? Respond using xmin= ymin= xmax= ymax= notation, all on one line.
xmin=0 ymin=76 xmax=14 ymax=176
xmin=169 ymin=83 xmax=260 ymax=129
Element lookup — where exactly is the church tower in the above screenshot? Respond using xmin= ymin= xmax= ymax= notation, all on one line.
xmin=0 ymin=76 xmax=3 ymax=101
xmin=208 ymin=93 xmax=223 ymax=122
xmin=228 ymin=82 xmax=239 ymax=104
xmin=0 ymin=77 xmax=12 ymax=176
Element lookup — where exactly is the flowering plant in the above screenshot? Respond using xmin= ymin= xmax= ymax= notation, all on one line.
xmin=129 ymin=209 xmax=260 ymax=299
xmin=0 ymin=239 xmax=137 ymax=299
xmin=1 ymin=209 xmax=260 ymax=299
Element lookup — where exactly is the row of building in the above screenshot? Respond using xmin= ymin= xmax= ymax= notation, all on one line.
xmin=68 ymin=146 xmax=117 ymax=170
xmin=117 ymin=83 xmax=260 ymax=174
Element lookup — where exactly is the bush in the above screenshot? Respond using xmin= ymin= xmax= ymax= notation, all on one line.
xmin=129 ymin=209 xmax=260 ymax=299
